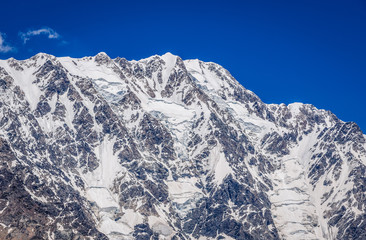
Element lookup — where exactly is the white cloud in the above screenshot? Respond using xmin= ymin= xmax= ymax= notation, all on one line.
xmin=19 ymin=27 xmax=60 ymax=44
xmin=0 ymin=33 xmax=14 ymax=53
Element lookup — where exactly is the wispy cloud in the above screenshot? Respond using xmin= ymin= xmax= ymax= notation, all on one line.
xmin=19 ymin=27 xmax=60 ymax=44
xmin=0 ymin=33 xmax=14 ymax=53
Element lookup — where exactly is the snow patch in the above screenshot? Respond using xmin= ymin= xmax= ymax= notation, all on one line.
xmin=84 ymin=136 xmax=124 ymax=187
xmin=0 ymin=60 xmax=42 ymax=110
xmin=148 ymin=216 xmax=173 ymax=237
xmin=166 ymin=177 xmax=203 ymax=216
xmin=86 ymin=187 xmax=119 ymax=210
xmin=120 ymin=209 xmax=144 ymax=229
xmin=142 ymin=98 xmax=195 ymax=124
xmin=207 ymin=145 xmax=233 ymax=185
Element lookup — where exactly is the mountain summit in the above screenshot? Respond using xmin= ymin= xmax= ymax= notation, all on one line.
xmin=0 ymin=53 xmax=365 ymax=240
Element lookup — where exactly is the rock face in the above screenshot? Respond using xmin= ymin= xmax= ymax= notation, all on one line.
xmin=0 ymin=52 xmax=365 ymax=240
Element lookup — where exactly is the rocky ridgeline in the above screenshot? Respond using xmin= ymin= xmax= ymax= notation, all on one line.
xmin=0 ymin=52 xmax=365 ymax=240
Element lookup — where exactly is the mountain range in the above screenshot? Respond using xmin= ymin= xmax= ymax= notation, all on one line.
xmin=0 ymin=52 xmax=365 ymax=240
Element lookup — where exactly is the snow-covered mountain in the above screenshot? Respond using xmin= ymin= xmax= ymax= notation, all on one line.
xmin=0 ymin=52 xmax=365 ymax=240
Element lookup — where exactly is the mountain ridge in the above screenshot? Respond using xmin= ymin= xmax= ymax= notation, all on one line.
xmin=0 ymin=52 xmax=365 ymax=240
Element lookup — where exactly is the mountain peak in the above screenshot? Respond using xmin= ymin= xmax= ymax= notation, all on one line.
xmin=161 ymin=52 xmax=175 ymax=57
xmin=95 ymin=51 xmax=109 ymax=58
xmin=94 ymin=51 xmax=112 ymax=64
xmin=32 ymin=52 xmax=55 ymax=59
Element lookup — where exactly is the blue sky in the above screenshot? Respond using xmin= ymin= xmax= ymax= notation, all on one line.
xmin=1 ymin=0 xmax=365 ymax=132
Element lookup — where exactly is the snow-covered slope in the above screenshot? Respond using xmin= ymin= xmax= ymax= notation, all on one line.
xmin=0 ymin=52 xmax=365 ymax=240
